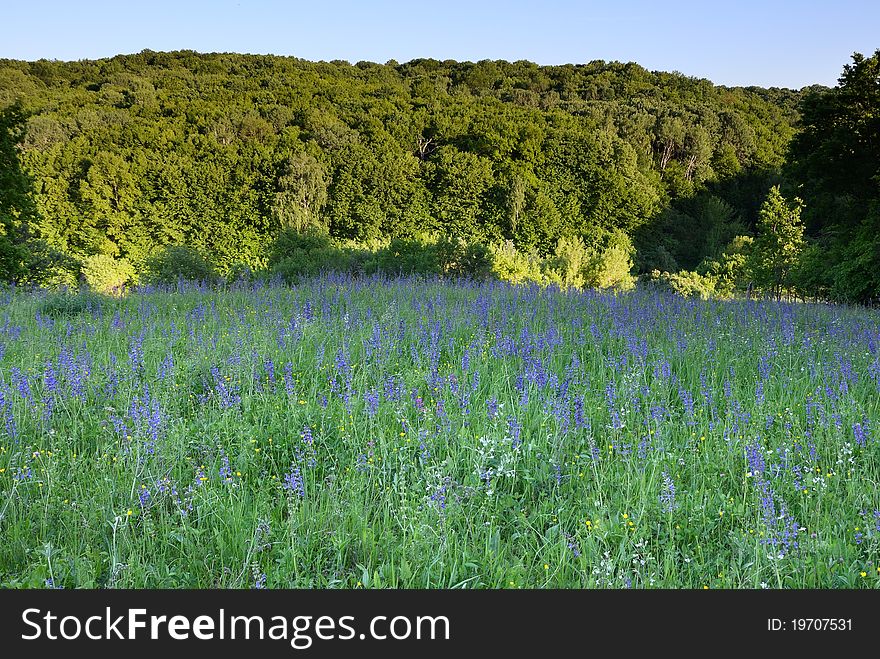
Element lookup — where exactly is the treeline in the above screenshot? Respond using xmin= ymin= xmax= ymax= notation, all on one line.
xmin=0 ymin=49 xmax=877 ymax=301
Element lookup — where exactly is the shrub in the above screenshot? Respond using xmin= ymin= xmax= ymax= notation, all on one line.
xmin=489 ymin=241 xmax=546 ymax=286
xmin=82 ymin=254 xmax=136 ymax=295
xmin=375 ymin=237 xmax=440 ymax=275
xmin=545 ymin=235 xmax=588 ymax=289
xmin=225 ymin=262 xmax=256 ymax=284
xmin=268 ymin=228 xmax=332 ymax=268
xmin=268 ymin=228 xmax=352 ymax=283
xmin=697 ymin=235 xmax=754 ymax=298
xmin=19 ymin=240 xmax=81 ymax=289
xmin=436 ymin=236 xmax=492 ymax=279
xmin=271 ymin=246 xmax=359 ymax=283
xmin=143 ymin=246 xmax=217 ymax=285
xmin=644 ymin=269 xmax=716 ymax=299
xmin=582 ymin=231 xmax=636 ymax=291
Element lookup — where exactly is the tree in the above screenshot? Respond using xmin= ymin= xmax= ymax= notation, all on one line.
xmin=0 ymin=51 xmax=803 ymax=285
xmin=272 ymin=152 xmax=328 ymax=233
xmin=787 ymin=50 xmax=880 ymax=302
xmin=748 ymin=186 xmax=805 ymax=300
xmin=0 ymin=101 xmax=38 ymax=282
xmin=790 ymin=50 xmax=880 ymax=211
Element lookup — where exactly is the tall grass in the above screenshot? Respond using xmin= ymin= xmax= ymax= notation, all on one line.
xmin=0 ymin=276 xmax=878 ymax=588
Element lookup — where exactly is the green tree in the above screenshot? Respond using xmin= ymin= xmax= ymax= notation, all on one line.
xmin=788 ymin=50 xmax=880 ymax=302
xmin=790 ymin=50 xmax=880 ymax=212
xmin=0 ymin=51 xmax=804 ymax=285
xmin=748 ymin=186 xmax=805 ymax=300
xmin=273 ymin=152 xmax=328 ymax=233
xmin=0 ymin=101 xmax=37 ymax=282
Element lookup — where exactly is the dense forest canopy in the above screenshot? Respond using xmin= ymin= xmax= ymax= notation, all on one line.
xmin=0 ymin=49 xmax=877 ymax=301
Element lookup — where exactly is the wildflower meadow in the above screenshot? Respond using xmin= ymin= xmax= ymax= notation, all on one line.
xmin=0 ymin=276 xmax=878 ymax=589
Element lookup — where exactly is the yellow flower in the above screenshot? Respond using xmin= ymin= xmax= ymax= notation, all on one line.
xmin=860 ymin=571 xmax=867 ymax=578
xmin=126 ymin=509 xmax=133 ymax=516
xmin=544 ymin=564 xmax=549 ymax=570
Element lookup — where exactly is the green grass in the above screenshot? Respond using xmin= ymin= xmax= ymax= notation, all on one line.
xmin=0 ymin=278 xmax=878 ymax=588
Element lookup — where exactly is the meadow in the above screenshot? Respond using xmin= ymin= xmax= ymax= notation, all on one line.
xmin=0 ymin=275 xmax=878 ymax=589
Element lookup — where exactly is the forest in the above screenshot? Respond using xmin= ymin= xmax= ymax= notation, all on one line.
xmin=0 ymin=49 xmax=878 ymax=301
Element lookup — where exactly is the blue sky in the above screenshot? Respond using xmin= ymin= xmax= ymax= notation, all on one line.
xmin=2 ymin=1 xmax=878 ymax=88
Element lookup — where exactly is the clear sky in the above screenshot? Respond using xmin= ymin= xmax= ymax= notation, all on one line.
xmin=2 ymin=1 xmax=878 ymax=89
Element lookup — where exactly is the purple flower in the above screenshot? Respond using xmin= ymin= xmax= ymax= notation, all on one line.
xmin=128 ymin=331 xmax=146 ymax=375
xmin=0 ymin=383 xmax=16 ymax=440
xmin=194 ymin=466 xmax=207 ymax=486
xmin=564 ymin=532 xmax=580 ymax=558
xmin=282 ymin=465 xmax=305 ymax=498
xmin=158 ymin=352 xmax=174 ymax=380
xmin=219 ymin=453 xmax=233 ymax=482
xmin=138 ymin=486 xmax=151 ymax=508
xmin=210 ymin=366 xmax=241 ymax=409
xmin=10 ymin=367 xmax=33 ymax=405
xmin=364 ymin=390 xmax=379 ymax=417
xmin=14 ymin=465 xmax=32 ymax=480
xmin=430 ymin=478 xmax=450 ymax=511
xmin=43 ymin=361 xmax=59 ymax=395
xmin=507 ymin=416 xmax=522 ymax=449
xmin=659 ymin=470 xmax=678 ymax=513
xmin=486 ymin=397 xmax=498 ymax=420
xmin=283 ymin=362 xmax=295 ymax=397
xmin=263 ymin=358 xmax=275 ymax=387
xmin=852 ymin=422 xmax=867 ymax=447
xmin=746 ymin=440 xmax=766 ymax=476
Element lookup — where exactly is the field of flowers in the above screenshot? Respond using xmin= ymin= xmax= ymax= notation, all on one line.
xmin=0 ymin=276 xmax=878 ymax=588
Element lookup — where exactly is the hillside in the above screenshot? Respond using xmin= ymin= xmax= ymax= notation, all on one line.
xmin=0 ymin=50 xmax=803 ymax=276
